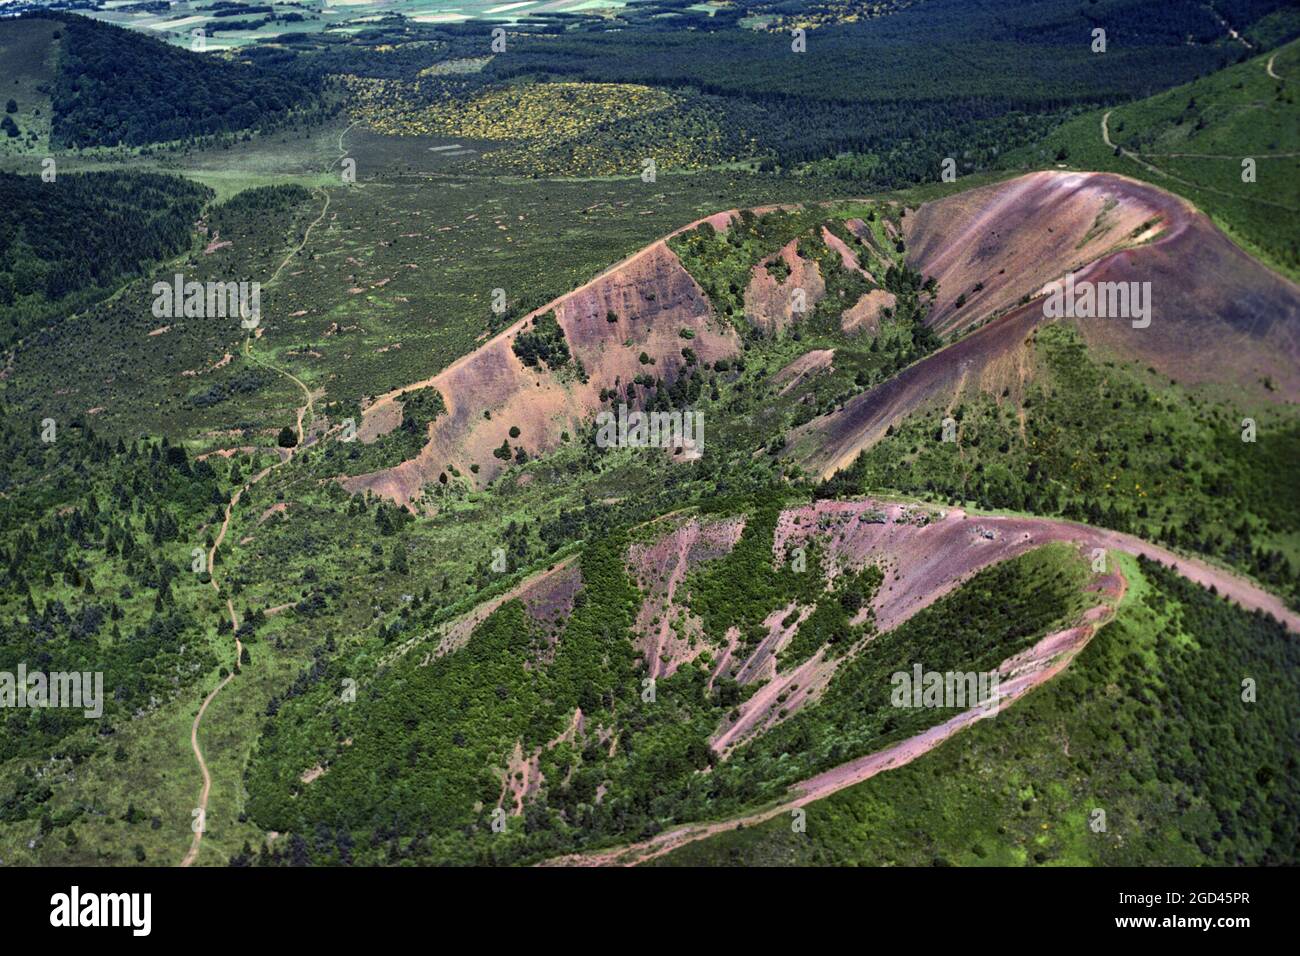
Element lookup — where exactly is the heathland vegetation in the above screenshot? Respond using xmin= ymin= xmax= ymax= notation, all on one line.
xmin=1 ymin=0 xmax=1296 ymax=869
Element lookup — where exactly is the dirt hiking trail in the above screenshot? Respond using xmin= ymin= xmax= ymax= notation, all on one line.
xmin=178 ymin=138 xmax=345 ymax=864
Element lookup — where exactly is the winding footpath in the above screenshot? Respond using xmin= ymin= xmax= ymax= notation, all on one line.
xmin=177 ymin=139 xmax=344 ymax=864
xmin=1097 ymin=47 xmax=1298 ymax=215
xmin=178 ymin=362 xmax=312 ymax=866
xmin=1101 ymin=110 xmax=1299 ymax=213
xmin=179 ymin=619 xmax=242 ymax=867
xmin=267 ymin=187 xmax=331 ymax=288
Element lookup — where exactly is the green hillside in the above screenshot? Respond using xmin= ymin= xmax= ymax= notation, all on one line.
xmin=0 ymin=170 xmax=212 ymax=346
xmin=0 ymin=13 xmax=326 ymax=152
xmin=1006 ymin=38 xmax=1300 ymax=279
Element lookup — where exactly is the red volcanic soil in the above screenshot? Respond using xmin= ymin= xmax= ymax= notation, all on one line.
xmin=841 ymin=289 xmax=895 ymax=335
xmin=774 ymin=349 xmax=835 ymax=395
xmin=743 ymin=239 xmax=826 ymax=335
xmin=1062 ymin=199 xmax=1300 ymax=396
xmin=907 ymin=170 xmax=1300 ymax=390
xmin=821 ymin=226 xmax=873 ymax=280
xmin=499 ymin=707 xmax=587 ymax=817
xmin=845 ymin=217 xmax=889 ymax=263
xmin=344 ymin=238 xmax=739 ymax=504
xmin=787 ymin=171 xmax=1300 ymax=479
xmin=697 ymin=210 xmax=736 ymax=233
xmin=710 ymin=602 xmax=836 ymax=754
xmin=627 ymin=515 xmax=745 ymax=679
xmin=784 ymin=298 xmax=1041 ymax=478
xmin=906 ymin=171 xmax=1170 ymax=336
xmin=342 ymin=171 xmax=1296 ymax=508
xmin=498 ymin=740 xmax=543 ymax=816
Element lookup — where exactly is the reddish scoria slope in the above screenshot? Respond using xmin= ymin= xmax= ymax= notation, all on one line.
xmin=626 ymin=513 xmax=746 ymax=680
xmin=744 ymin=238 xmax=827 ymax=335
xmin=543 ymin=495 xmax=1299 ymax=866
xmin=905 ymin=170 xmax=1172 ymax=336
xmin=622 ymin=498 xmax=1299 ymax=759
xmin=770 ymin=499 xmax=1299 ymax=634
xmin=343 ymin=227 xmax=740 ymax=504
xmin=543 ymin=586 xmax=1117 ymax=868
xmin=785 ymin=171 xmax=1300 ymax=480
